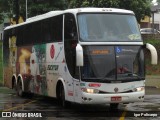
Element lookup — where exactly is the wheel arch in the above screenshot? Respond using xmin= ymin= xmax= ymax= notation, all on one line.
xmin=56 ymin=78 xmax=67 ymax=99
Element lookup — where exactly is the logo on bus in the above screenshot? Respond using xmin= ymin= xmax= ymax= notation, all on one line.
xmin=114 ymin=87 xmax=119 ymax=93
xmin=50 ymin=44 xmax=55 ymax=59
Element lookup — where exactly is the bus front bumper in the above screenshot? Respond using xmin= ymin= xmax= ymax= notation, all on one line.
xmin=80 ymin=91 xmax=145 ymax=104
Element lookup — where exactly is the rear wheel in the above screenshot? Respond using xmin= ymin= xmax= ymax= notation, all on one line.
xmin=17 ymin=80 xmax=24 ymax=97
xmin=12 ymin=80 xmax=17 ymax=92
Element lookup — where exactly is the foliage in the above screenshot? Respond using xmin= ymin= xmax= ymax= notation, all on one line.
xmin=0 ymin=41 xmax=2 ymax=85
xmin=0 ymin=14 xmax=4 ymax=24
xmin=0 ymin=0 xmax=66 ymax=22
xmin=0 ymin=0 xmax=153 ymax=24
xmin=21 ymin=0 xmax=66 ymax=19
xmin=0 ymin=0 xmax=11 ymax=12
xmin=119 ymin=0 xmax=151 ymax=22
xmin=144 ymin=39 xmax=160 ymax=75
xmin=157 ymin=0 xmax=160 ymax=3
xmin=68 ymin=0 xmax=152 ymax=23
xmin=144 ymin=39 xmax=160 ymax=45
xmin=0 ymin=0 xmax=11 ymax=24
xmin=69 ymin=0 xmax=119 ymax=8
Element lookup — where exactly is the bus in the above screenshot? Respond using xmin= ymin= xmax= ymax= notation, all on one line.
xmin=3 ymin=8 xmax=158 ymax=108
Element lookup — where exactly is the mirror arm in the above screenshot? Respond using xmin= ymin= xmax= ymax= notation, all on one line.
xmin=145 ymin=43 xmax=158 ymax=65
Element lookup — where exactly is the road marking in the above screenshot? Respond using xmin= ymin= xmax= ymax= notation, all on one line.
xmin=3 ymin=100 xmax=37 ymax=112
xmin=119 ymin=111 xmax=127 ymax=120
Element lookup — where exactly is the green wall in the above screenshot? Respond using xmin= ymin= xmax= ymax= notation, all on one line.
xmin=0 ymin=41 xmax=3 ymax=85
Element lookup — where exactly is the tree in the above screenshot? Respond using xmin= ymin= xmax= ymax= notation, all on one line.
xmin=119 ymin=0 xmax=151 ymax=22
xmin=26 ymin=0 xmax=66 ymax=19
xmin=13 ymin=0 xmax=19 ymax=24
xmin=157 ymin=0 xmax=160 ymax=4
xmin=18 ymin=0 xmax=67 ymax=20
xmin=0 ymin=0 xmax=152 ymax=24
xmin=68 ymin=0 xmax=152 ymax=23
xmin=68 ymin=0 xmax=119 ymax=8
xmin=0 ymin=14 xmax=4 ymax=24
xmin=0 ymin=0 xmax=11 ymax=24
xmin=0 ymin=0 xmax=66 ymax=23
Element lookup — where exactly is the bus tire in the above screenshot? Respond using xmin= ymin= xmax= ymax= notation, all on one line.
xmin=12 ymin=77 xmax=17 ymax=91
xmin=59 ymin=84 xmax=70 ymax=108
xmin=17 ymin=80 xmax=25 ymax=97
xmin=109 ymin=103 xmax=119 ymax=110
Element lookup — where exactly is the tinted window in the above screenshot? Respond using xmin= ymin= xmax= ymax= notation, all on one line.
xmin=82 ymin=46 xmax=145 ymax=82
xmin=24 ymin=24 xmax=37 ymax=45
xmin=42 ymin=19 xmax=51 ymax=43
xmin=64 ymin=13 xmax=78 ymax=78
xmin=50 ymin=15 xmax=63 ymax=42
xmin=42 ymin=15 xmax=63 ymax=43
xmin=17 ymin=26 xmax=24 ymax=46
xmin=82 ymin=46 xmax=115 ymax=80
xmin=16 ymin=14 xmax=63 ymax=46
xmin=32 ymin=21 xmax=42 ymax=44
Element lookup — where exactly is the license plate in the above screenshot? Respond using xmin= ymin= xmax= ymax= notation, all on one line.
xmin=111 ymin=96 xmax=122 ymax=101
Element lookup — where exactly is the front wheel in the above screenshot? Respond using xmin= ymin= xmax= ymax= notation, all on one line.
xmin=109 ymin=103 xmax=119 ymax=110
xmin=59 ymin=84 xmax=70 ymax=108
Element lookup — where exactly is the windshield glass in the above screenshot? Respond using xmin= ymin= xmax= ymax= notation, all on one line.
xmin=82 ymin=46 xmax=145 ymax=82
xmin=78 ymin=14 xmax=141 ymax=42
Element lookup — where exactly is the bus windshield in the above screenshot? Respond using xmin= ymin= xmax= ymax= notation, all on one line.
xmin=82 ymin=46 xmax=145 ymax=82
xmin=78 ymin=14 xmax=141 ymax=42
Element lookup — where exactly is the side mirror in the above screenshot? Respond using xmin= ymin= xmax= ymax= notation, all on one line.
xmin=76 ymin=44 xmax=84 ymax=66
xmin=145 ymin=43 xmax=158 ymax=65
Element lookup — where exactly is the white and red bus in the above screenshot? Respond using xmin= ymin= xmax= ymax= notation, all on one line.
xmin=3 ymin=8 xmax=157 ymax=108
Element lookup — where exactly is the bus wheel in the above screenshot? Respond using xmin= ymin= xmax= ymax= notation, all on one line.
xmin=17 ymin=81 xmax=24 ymax=97
xmin=12 ymin=80 xmax=17 ymax=91
xmin=59 ymin=84 xmax=70 ymax=108
xmin=109 ymin=103 xmax=119 ymax=110
xmin=60 ymin=84 xmax=66 ymax=107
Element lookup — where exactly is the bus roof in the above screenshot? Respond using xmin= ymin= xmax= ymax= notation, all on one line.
xmin=65 ymin=8 xmax=134 ymax=14
xmin=4 ymin=8 xmax=134 ymax=30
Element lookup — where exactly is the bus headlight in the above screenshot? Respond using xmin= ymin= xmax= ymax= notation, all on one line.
xmin=81 ymin=88 xmax=99 ymax=94
xmin=134 ymin=87 xmax=145 ymax=92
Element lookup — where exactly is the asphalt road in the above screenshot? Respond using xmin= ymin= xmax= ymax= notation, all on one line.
xmin=0 ymin=86 xmax=160 ymax=120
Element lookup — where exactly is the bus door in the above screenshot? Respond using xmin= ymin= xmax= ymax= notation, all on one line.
xmin=64 ymin=13 xmax=80 ymax=102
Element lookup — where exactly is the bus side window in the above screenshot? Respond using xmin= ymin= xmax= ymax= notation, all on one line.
xmin=64 ymin=14 xmax=77 ymax=40
xmin=64 ymin=13 xmax=78 ymax=78
xmin=50 ymin=15 xmax=63 ymax=42
xmin=42 ymin=19 xmax=51 ymax=43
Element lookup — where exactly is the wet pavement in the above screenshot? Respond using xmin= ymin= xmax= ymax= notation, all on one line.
xmin=0 ymin=86 xmax=159 ymax=120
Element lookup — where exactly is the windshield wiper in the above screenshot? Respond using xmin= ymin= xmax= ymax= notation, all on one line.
xmin=117 ymin=73 xmax=144 ymax=80
xmin=127 ymin=73 xmax=141 ymax=78
xmin=101 ymin=77 xmax=115 ymax=81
